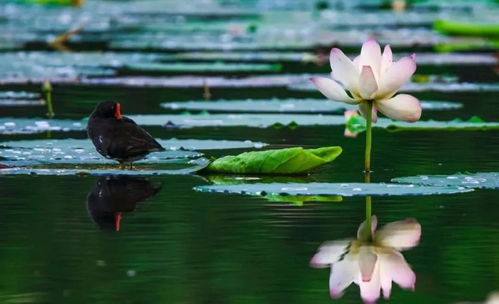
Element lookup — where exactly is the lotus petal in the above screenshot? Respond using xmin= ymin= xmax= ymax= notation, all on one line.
xmin=380 ymin=249 xmax=416 ymax=290
xmin=380 ymin=45 xmax=393 ymax=77
xmin=310 ymin=77 xmax=358 ymax=104
xmin=376 ymin=218 xmax=421 ymax=250
xmin=359 ymin=39 xmax=382 ymax=83
xmin=375 ymin=94 xmax=421 ymax=122
xmin=359 ymin=66 xmax=379 ymax=99
xmin=359 ymin=261 xmax=381 ymax=304
xmin=310 ymin=240 xmax=351 ymax=268
xmin=330 ymin=48 xmax=360 ymax=93
xmin=329 ymin=255 xmax=358 ymax=298
xmin=376 ymin=56 xmax=416 ymax=99
xmin=359 ymin=246 xmax=378 ymax=282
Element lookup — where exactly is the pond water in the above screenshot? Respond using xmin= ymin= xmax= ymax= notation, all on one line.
xmin=0 ymin=1 xmax=498 ymax=304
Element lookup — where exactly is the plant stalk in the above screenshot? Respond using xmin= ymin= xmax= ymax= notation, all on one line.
xmin=43 ymin=81 xmax=54 ymax=119
xmin=364 ymin=101 xmax=373 ymax=241
xmin=364 ymin=101 xmax=373 ymax=173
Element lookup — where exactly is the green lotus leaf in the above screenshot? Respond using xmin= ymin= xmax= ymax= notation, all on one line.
xmin=434 ymin=19 xmax=499 ymax=37
xmin=205 ymin=146 xmax=342 ymax=174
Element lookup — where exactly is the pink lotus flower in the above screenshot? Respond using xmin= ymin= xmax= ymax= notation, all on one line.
xmin=310 ymin=216 xmax=421 ymax=303
xmin=311 ymin=39 xmax=422 ymax=122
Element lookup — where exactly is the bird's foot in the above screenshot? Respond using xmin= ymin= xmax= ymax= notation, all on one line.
xmin=128 ymin=163 xmax=135 ymax=170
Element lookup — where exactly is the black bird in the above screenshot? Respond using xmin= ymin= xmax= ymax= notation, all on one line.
xmin=87 ymin=101 xmax=165 ymax=169
xmin=86 ymin=175 xmax=162 ymax=231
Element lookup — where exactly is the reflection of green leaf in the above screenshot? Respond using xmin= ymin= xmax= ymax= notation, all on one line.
xmin=345 ymin=115 xmax=499 ymax=133
xmin=263 ymin=195 xmax=342 ymax=206
xmin=205 ymin=146 xmax=342 ymax=174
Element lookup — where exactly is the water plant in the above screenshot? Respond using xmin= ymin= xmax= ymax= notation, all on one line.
xmin=310 ymin=39 xmax=422 ymax=173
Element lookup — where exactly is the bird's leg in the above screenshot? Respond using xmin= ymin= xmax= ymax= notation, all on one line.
xmin=128 ymin=163 xmax=134 ymax=170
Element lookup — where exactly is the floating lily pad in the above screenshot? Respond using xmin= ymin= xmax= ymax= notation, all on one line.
xmin=0 ymin=138 xmax=266 ymax=165
xmin=74 ymin=75 xmax=309 ymax=88
xmin=0 ymin=99 xmax=45 ymax=106
xmin=194 ymin=182 xmax=473 ymax=197
xmin=0 ymin=118 xmax=84 ymax=134
xmin=0 ymin=158 xmax=211 ymax=176
xmin=0 ymin=74 xmax=311 ymax=87
xmin=289 ymin=81 xmax=499 ymax=93
xmin=392 ymin=172 xmax=499 ymax=189
xmin=125 ymin=62 xmax=282 ymax=73
xmin=174 ymin=52 xmax=316 ymax=62
xmin=0 ymin=91 xmax=40 ymax=99
xmin=161 ymin=99 xmax=462 ymax=113
xmin=129 ymin=114 xmax=345 ymax=128
xmin=0 ymin=139 xmax=201 ymax=166
xmin=0 ymin=52 xmax=172 ymax=80
xmin=173 ymin=52 xmax=497 ymax=65
xmin=346 ymin=115 xmax=499 ymax=133
xmin=204 ymin=175 xmax=342 ymax=205
xmin=205 ymin=146 xmax=342 ymax=174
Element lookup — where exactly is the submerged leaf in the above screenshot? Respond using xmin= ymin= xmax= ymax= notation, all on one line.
xmin=205 ymin=146 xmax=342 ymax=174
xmin=392 ymin=172 xmax=499 ymax=189
xmin=194 ymin=182 xmax=473 ymax=197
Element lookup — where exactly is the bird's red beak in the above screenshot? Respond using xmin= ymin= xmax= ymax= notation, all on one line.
xmin=115 ymin=103 xmax=122 ymax=120
xmin=115 ymin=212 xmax=122 ymax=231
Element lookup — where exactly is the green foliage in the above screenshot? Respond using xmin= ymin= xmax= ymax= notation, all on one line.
xmin=434 ymin=19 xmax=499 ymax=37
xmin=205 ymin=146 xmax=342 ymax=174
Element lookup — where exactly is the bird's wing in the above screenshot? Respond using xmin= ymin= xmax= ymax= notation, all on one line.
xmin=108 ymin=117 xmax=164 ymax=157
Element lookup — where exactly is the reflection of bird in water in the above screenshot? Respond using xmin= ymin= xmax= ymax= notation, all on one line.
xmin=86 ymin=175 xmax=162 ymax=231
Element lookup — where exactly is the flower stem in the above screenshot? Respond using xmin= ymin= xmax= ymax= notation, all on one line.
xmin=364 ymin=101 xmax=373 ymax=173
xmin=364 ymin=101 xmax=373 ymax=241
xmin=365 ymin=197 xmax=372 ymax=240
xmin=42 ymin=81 xmax=54 ymax=119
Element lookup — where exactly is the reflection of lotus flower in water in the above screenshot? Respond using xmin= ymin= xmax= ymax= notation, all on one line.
xmin=310 ymin=216 xmax=421 ymax=303
xmin=311 ymin=39 xmax=421 ymax=122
